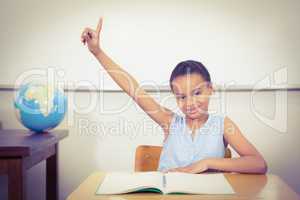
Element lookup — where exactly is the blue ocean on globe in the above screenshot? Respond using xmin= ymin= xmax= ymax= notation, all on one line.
xmin=14 ymin=83 xmax=67 ymax=132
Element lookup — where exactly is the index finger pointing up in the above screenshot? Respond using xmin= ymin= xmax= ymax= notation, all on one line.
xmin=96 ymin=17 xmax=103 ymax=35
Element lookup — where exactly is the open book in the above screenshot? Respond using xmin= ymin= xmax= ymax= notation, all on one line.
xmin=96 ymin=171 xmax=235 ymax=195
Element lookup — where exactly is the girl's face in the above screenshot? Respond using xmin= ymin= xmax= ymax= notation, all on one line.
xmin=171 ymin=73 xmax=213 ymax=119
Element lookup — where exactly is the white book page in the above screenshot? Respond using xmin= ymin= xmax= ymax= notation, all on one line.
xmin=164 ymin=172 xmax=235 ymax=194
xmin=96 ymin=171 xmax=164 ymax=194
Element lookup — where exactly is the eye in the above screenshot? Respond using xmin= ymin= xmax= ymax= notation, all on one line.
xmin=194 ymin=90 xmax=201 ymax=96
xmin=177 ymin=95 xmax=186 ymax=100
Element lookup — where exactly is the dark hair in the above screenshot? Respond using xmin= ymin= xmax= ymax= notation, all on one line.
xmin=169 ymin=60 xmax=211 ymax=90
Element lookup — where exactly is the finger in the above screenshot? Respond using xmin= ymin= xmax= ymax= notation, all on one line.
xmin=81 ymin=28 xmax=88 ymax=40
xmin=81 ymin=34 xmax=85 ymax=44
xmin=96 ymin=17 xmax=103 ymax=36
xmin=81 ymin=30 xmax=88 ymax=44
xmin=177 ymin=167 xmax=188 ymax=172
xmin=84 ymin=28 xmax=93 ymax=38
xmin=81 ymin=34 xmax=87 ymax=45
xmin=87 ymin=27 xmax=98 ymax=40
xmin=82 ymin=36 xmax=88 ymax=45
xmin=80 ymin=37 xmax=84 ymax=43
xmin=81 ymin=28 xmax=94 ymax=39
xmin=81 ymin=31 xmax=88 ymax=42
xmin=81 ymin=34 xmax=88 ymax=43
xmin=81 ymin=28 xmax=94 ymax=44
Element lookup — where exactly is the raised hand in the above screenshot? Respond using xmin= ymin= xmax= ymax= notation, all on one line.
xmin=81 ymin=17 xmax=103 ymax=55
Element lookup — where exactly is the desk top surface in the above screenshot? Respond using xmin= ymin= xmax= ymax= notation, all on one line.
xmin=67 ymin=172 xmax=300 ymax=200
xmin=0 ymin=129 xmax=68 ymax=157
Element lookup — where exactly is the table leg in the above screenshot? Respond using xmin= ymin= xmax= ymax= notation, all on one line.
xmin=46 ymin=144 xmax=58 ymax=200
xmin=8 ymin=159 xmax=26 ymax=200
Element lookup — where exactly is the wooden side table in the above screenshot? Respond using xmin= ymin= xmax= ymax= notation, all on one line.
xmin=0 ymin=129 xmax=68 ymax=200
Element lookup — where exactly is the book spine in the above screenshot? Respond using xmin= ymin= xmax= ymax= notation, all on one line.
xmin=163 ymin=174 xmax=166 ymax=188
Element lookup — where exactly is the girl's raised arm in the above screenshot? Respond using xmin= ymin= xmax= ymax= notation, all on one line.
xmin=81 ymin=17 xmax=173 ymax=138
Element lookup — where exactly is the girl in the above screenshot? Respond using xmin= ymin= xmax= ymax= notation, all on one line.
xmin=81 ymin=17 xmax=267 ymax=174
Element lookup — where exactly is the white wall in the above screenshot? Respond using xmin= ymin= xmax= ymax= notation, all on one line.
xmin=0 ymin=89 xmax=300 ymax=199
xmin=0 ymin=0 xmax=299 ymax=88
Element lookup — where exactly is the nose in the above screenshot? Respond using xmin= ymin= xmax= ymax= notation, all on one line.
xmin=186 ymin=96 xmax=196 ymax=109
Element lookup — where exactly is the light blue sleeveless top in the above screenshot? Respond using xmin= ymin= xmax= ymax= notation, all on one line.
xmin=158 ymin=112 xmax=226 ymax=172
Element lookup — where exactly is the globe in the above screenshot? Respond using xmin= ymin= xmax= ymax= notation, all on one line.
xmin=14 ymin=82 xmax=67 ymax=132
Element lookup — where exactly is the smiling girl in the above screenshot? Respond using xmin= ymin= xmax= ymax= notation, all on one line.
xmin=81 ymin=17 xmax=267 ymax=174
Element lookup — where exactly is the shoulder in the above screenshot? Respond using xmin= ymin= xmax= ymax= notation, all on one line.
xmin=224 ymin=116 xmax=237 ymax=127
xmin=223 ymin=116 xmax=242 ymax=136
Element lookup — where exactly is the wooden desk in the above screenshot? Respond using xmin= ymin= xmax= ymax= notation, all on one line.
xmin=0 ymin=129 xmax=68 ymax=200
xmin=67 ymin=171 xmax=300 ymax=200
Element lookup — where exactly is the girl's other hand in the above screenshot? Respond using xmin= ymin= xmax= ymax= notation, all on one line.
xmin=166 ymin=160 xmax=209 ymax=174
xmin=81 ymin=17 xmax=103 ymax=55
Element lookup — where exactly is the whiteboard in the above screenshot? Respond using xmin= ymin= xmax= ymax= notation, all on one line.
xmin=0 ymin=0 xmax=299 ymax=90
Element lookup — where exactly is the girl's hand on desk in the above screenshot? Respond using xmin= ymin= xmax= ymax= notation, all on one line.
xmin=81 ymin=17 xmax=103 ymax=55
xmin=166 ymin=159 xmax=209 ymax=174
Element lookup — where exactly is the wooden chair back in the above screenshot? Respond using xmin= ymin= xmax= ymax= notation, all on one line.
xmin=134 ymin=145 xmax=232 ymax=172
